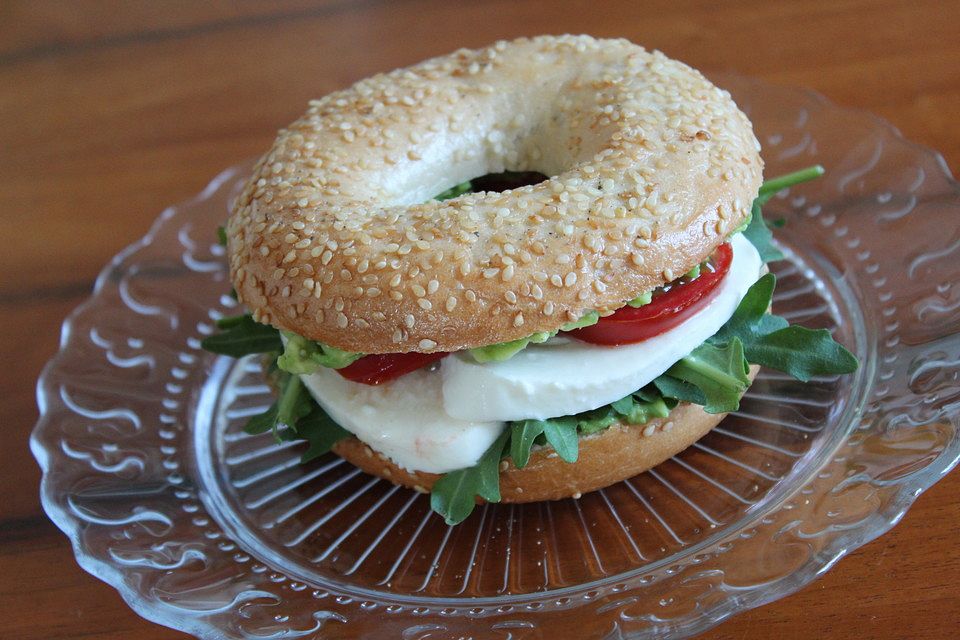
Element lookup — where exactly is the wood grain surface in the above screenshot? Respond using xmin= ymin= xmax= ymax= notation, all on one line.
xmin=2 ymin=1 xmax=958 ymax=638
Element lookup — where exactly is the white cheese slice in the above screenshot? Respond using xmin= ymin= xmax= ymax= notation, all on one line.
xmin=298 ymin=366 xmax=504 ymax=474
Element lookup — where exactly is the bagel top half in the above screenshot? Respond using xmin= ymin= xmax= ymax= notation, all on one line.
xmin=228 ymin=35 xmax=762 ymax=354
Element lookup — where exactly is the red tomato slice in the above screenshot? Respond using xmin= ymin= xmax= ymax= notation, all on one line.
xmin=338 ymin=351 xmax=448 ymax=385
xmin=569 ymin=242 xmax=734 ymax=346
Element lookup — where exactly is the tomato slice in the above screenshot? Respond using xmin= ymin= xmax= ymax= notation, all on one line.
xmin=338 ymin=351 xmax=448 ymax=385
xmin=569 ymin=242 xmax=734 ymax=346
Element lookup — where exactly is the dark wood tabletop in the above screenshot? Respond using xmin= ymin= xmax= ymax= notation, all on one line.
xmin=2 ymin=1 xmax=959 ymax=638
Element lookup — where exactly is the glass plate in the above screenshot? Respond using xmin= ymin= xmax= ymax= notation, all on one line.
xmin=32 ymin=73 xmax=960 ymax=639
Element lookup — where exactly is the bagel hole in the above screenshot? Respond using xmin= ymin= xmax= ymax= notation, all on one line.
xmin=467 ymin=170 xmax=550 ymax=193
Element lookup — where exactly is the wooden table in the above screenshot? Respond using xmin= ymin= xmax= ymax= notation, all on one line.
xmin=2 ymin=1 xmax=958 ymax=638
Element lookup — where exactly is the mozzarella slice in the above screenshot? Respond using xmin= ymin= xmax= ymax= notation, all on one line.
xmin=298 ymin=365 xmax=504 ymax=474
xmin=440 ymin=233 xmax=763 ymax=422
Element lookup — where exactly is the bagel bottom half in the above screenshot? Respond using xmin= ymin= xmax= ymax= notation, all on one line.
xmin=332 ymin=365 xmax=760 ymax=503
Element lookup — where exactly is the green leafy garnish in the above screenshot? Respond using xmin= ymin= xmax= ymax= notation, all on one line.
xmin=281 ymin=403 xmax=352 ymax=463
xmin=244 ymin=372 xmax=313 ymax=440
xmin=430 ymin=429 xmax=511 ymax=525
xmin=509 ymin=420 xmax=547 ymax=469
xmin=540 ymin=416 xmax=579 ymax=463
xmin=711 ymin=273 xmax=858 ymax=381
xmin=742 ymin=165 xmax=825 ymax=263
xmin=742 ymin=200 xmax=785 ymax=263
xmin=277 ymin=331 xmax=363 ymax=373
xmin=664 ymin=338 xmax=750 ymax=413
xmin=653 ymin=375 xmax=706 ymax=406
xmin=201 ymin=314 xmax=282 ymax=357
xmin=757 ymin=165 xmax=825 ymax=205
xmin=217 ymin=225 xmax=228 ymax=247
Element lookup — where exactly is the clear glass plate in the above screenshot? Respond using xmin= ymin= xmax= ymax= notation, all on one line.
xmin=32 ymin=73 xmax=960 ymax=639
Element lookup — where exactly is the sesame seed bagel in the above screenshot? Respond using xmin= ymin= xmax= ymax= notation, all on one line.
xmin=332 ymin=366 xmax=757 ymax=503
xmin=229 ymin=34 xmax=762 ymax=354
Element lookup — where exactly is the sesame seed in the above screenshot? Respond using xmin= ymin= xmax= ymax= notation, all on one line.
xmin=419 ymin=339 xmax=437 ymax=350
xmin=513 ymin=313 xmax=524 ymax=327
xmin=417 ymin=298 xmax=432 ymax=310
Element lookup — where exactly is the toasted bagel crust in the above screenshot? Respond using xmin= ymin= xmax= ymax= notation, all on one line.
xmin=229 ymin=35 xmax=762 ymax=353
xmin=332 ymin=366 xmax=758 ymax=502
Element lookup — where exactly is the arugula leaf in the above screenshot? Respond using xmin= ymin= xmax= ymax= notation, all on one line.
xmin=743 ymin=200 xmax=785 ymax=263
xmin=244 ymin=373 xmax=313 ymax=440
xmin=710 ymin=274 xmax=857 ymax=380
xmin=653 ymin=374 xmax=707 ymax=405
xmin=510 ymin=420 xmax=546 ymax=468
xmin=430 ymin=428 xmax=511 ymax=525
xmin=201 ymin=314 xmax=282 ymax=357
xmin=757 ymin=165 xmax=825 ymax=205
xmin=742 ymin=165 xmax=825 ymax=262
xmin=283 ymin=403 xmax=352 ymax=463
xmin=277 ymin=331 xmax=363 ymax=373
xmin=712 ymin=273 xmax=785 ymax=345
xmin=666 ymin=338 xmax=750 ymax=413
xmin=746 ymin=326 xmax=859 ymax=382
xmin=508 ymin=416 xmax=579 ymax=466
xmin=610 ymin=396 xmax=635 ymax=415
xmin=540 ymin=416 xmax=579 ymax=462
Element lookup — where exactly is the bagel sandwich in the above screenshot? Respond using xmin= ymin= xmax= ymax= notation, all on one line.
xmin=203 ymin=35 xmax=858 ymax=525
